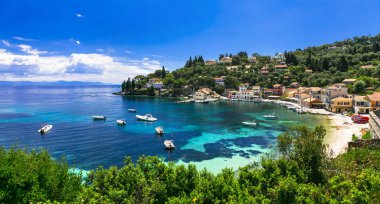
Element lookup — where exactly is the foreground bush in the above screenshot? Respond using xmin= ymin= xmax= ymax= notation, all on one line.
xmin=0 ymin=147 xmax=82 ymax=203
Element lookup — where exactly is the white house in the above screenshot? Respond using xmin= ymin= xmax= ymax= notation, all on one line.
xmin=251 ymin=86 xmax=261 ymax=97
xmin=236 ymin=90 xmax=254 ymax=100
xmin=214 ymin=77 xmax=225 ymax=86
xmin=239 ymin=83 xmax=250 ymax=91
xmin=322 ymin=83 xmax=348 ymax=109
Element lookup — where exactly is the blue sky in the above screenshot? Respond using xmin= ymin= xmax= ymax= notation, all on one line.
xmin=0 ymin=0 xmax=380 ymax=83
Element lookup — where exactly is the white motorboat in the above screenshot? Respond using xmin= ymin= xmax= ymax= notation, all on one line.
xmin=128 ymin=109 xmax=137 ymax=112
xmin=263 ymin=113 xmax=277 ymax=120
xmin=38 ymin=124 xmax=53 ymax=134
xmin=136 ymin=114 xmax=157 ymax=122
xmin=116 ymin=119 xmax=126 ymax=125
xmin=164 ymin=140 xmax=175 ymax=150
xmin=242 ymin=120 xmax=258 ymax=127
xmin=93 ymin=115 xmax=106 ymax=120
xmin=155 ymin=126 xmax=164 ymax=134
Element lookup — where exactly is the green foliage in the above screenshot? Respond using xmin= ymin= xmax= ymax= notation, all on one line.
xmin=352 ymin=134 xmax=359 ymax=141
xmin=362 ymin=131 xmax=371 ymax=140
xmin=352 ymin=80 xmax=366 ymax=94
xmin=0 ymin=146 xmax=82 ymax=203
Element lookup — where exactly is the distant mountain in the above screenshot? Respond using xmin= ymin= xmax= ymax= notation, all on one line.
xmin=0 ymin=81 xmax=116 ymax=86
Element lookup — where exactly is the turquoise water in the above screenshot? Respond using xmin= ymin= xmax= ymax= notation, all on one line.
xmin=0 ymin=86 xmax=326 ymax=173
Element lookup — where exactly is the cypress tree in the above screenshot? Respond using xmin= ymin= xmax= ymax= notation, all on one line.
xmin=131 ymin=79 xmax=135 ymax=91
xmin=126 ymin=78 xmax=131 ymax=92
xmin=161 ymin=66 xmax=166 ymax=78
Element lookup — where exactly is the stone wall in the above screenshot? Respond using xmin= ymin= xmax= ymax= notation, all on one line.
xmin=348 ymin=139 xmax=380 ymax=149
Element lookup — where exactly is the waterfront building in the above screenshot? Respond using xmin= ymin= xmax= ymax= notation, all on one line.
xmin=330 ymin=97 xmax=353 ymax=113
xmin=322 ymin=83 xmax=348 ymax=109
xmin=365 ymin=92 xmax=380 ymax=111
xmin=354 ymin=95 xmax=372 ymax=114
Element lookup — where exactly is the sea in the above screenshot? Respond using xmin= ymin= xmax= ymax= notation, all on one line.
xmin=0 ymin=85 xmax=328 ymax=173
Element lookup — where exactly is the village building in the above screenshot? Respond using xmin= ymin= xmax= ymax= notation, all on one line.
xmin=262 ymin=88 xmax=274 ymax=98
xmin=274 ymin=64 xmax=288 ymax=72
xmin=309 ymin=87 xmax=323 ymax=100
xmin=365 ymin=92 xmax=380 ymax=111
xmin=289 ymin=82 xmax=300 ymax=88
xmin=236 ymin=90 xmax=255 ymax=100
xmin=322 ymin=83 xmax=348 ymax=109
xmin=354 ymin=95 xmax=372 ymax=114
xmin=360 ymin=65 xmax=375 ymax=69
xmin=342 ymin=78 xmax=357 ymax=85
xmin=205 ymin=60 xmax=217 ymax=65
xmin=301 ymin=97 xmax=325 ymax=109
xmin=214 ymin=77 xmax=225 ymax=86
xmin=194 ymin=88 xmax=220 ymax=101
xmin=251 ymin=86 xmax=261 ymax=97
xmin=220 ymin=57 xmax=232 ymax=63
xmin=260 ymin=66 xmax=270 ymax=76
xmin=330 ymin=97 xmax=353 ymax=113
xmin=146 ymin=78 xmax=164 ymax=89
xmin=226 ymin=65 xmax=238 ymax=70
xmin=272 ymin=84 xmax=284 ymax=96
xmin=227 ymin=90 xmax=238 ymax=99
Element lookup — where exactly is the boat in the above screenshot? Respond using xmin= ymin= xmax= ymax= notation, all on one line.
xmin=116 ymin=119 xmax=126 ymax=125
xmin=263 ymin=113 xmax=277 ymax=120
xmin=195 ymin=100 xmax=209 ymax=103
xmin=242 ymin=120 xmax=258 ymax=127
xmin=128 ymin=109 xmax=137 ymax=112
xmin=38 ymin=124 xmax=53 ymax=134
xmin=164 ymin=140 xmax=175 ymax=150
xmin=155 ymin=126 xmax=164 ymax=134
xmin=92 ymin=115 xmax=106 ymax=120
xmin=136 ymin=114 xmax=157 ymax=122
xmin=296 ymin=108 xmax=307 ymax=114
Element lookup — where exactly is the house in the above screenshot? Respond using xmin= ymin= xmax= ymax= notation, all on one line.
xmin=289 ymin=82 xmax=300 ymax=88
xmin=360 ymin=65 xmax=375 ymax=69
xmin=272 ymin=84 xmax=284 ymax=96
xmin=310 ymin=87 xmax=323 ymax=99
xmin=220 ymin=57 xmax=232 ymax=63
xmin=369 ymin=110 xmax=380 ymax=139
xmin=214 ymin=77 xmax=225 ymax=86
xmin=230 ymin=91 xmax=238 ymax=99
xmin=262 ymin=89 xmax=274 ymax=98
xmin=194 ymin=88 xmax=220 ymax=100
xmin=342 ymin=78 xmax=357 ymax=85
xmin=244 ymin=65 xmax=251 ymax=69
xmin=354 ymin=95 xmax=372 ymax=114
xmin=273 ymin=52 xmax=285 ymax=60
xmin=205 ymin=60 xmax=217 ymax=66
xmin=365 ymin=92 xmax=380 ymax=111
xmin=322 ymin=83 xmax=348 ymax=109
xmin=239 ymin=83 xmax=250 ymax=91
xmin=274 ymin=64 xmax=288 ymax=72
xmin=249 ymin=56 xmax=257 ymax=63
xmin=226 ymin=65 xmax=238 ymax=70
xmin=301 ymin=98 xmax=324 ymax=109
xmin=260 ymin=66 xmax=270 ymax=76
xmin=251 ymin=86 xmax=261 ymax=97
xmin=236 ymin=90 xmax=255 ymax=100
xmin=330 ymin=97 xmax=353 ymax=113
xmin=146 ymin=78 xmax=163 ymax=89
xmin=296 ymin=93 xmax=311 ymax=105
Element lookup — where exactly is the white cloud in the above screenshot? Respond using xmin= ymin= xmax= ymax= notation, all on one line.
xmin=18 ymin=44 xmax=48 ymax=55
xmin=1 ymin=40 xmax=11 ymax=47
xmin=76 ymin=40 xmax=81 ymax=45
xmin=76 ymin=13 xmax=83 ymax=18
xmin=70 ymin=38 xmax=81 ymax=45
xmin=12 ymin=36 xmax=35 ymax=42
xmin=0 ymin=49 xmax=161 ymax=83
xmin=125 ymin=50 xmax=133 ymax=54
xmin=96 ymin=48 xmax=105 ymax=52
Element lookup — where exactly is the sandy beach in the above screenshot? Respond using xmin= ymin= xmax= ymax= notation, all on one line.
xmin=324 ymin=114 xmax=369 ymax=157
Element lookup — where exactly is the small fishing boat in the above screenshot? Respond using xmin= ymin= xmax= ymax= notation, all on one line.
xmin=136 ymin=114 xmax=157 ymax=122
xmin=128 ymin=109 xmax=137 ymax=112
xmin=92 ymin=115 xmax=106 ymax=120
xmin=155 ymin=126 xmax=164 ymax=134
xmin=164 ymin=140 xmax=175 ymax=150
xmin=116 ymin=119 xmax=126 ymax=126
xmin=263 ymin=113 xmax=277 ymax=120
xmin=242 ymin=120 xmax=258 ymax=127
xmin=38 ymin=124 xmax=53 ymax=134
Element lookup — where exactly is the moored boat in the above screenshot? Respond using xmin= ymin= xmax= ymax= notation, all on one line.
xmin=164 ymin=140 xmax=175 ymax=150
xmin=242 ymin=120 xmax=258 ymax=127
xmin=128 ymin=109 xmax=137 ymax=112
xmin=38 ymin=124 xmax=53 ymax=134
xmin=116 ymin=119 xmax=126 ymax=125
xmin=136 ymin=114 xmax=157 ymax=122
xmin=155 ymin=126 xmax=164 ymax=134
xmin=263 ymin=113 xmax=277 ymax=120
xmin=92 ymin=115 xmax=106 ymax=120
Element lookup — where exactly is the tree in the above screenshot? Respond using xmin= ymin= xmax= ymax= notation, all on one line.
xmin=148 ymin=85 xmax=155 ymax=96
xmin=161 ymin=66 xmax=166 ymax=78
xmin=224 ymin=76 xmax=240 ymax=89
xmin=126 ymin=78 xmax=131 ymax=92
xmin=337 ymin=56 xmax=348 ymax=72
xmin=121 ymin=80 xmax=126 ymax=92
xmin=352 ymin=80 xmax=366 ymax=94
xmin=131 ymin=79 xmax=135 ymax=91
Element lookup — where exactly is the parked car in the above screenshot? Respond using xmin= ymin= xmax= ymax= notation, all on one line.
xmin=351 ymin=114 xmax=369 ymax=123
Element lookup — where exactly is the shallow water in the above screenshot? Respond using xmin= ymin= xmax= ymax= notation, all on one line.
xmin=0 ymin=86 xmax=327 ymax=173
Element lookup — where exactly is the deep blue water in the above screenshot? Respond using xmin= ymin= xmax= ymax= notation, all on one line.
xmin=0 ymin=86 xmax=326 ymax=173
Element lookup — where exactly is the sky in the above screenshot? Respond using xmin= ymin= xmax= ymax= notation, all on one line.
xmin=0 ymin=0 xmax=380 ymax=84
